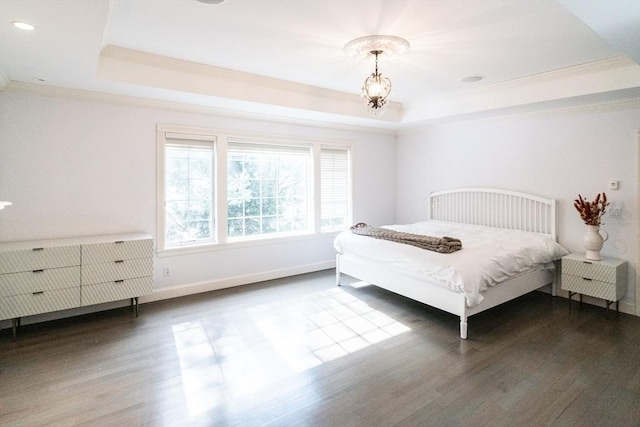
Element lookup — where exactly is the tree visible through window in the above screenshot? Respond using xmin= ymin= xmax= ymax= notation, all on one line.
xmin=227 ymin=142 xmax=310 ymax=238
xmin=157 ymin=125 xmax=352 ymax=251
xmin=164 ymin=139 xmax=214 ymax=246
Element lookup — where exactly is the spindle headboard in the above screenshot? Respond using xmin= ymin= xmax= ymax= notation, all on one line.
xmin=427 ymin=188 xmax=557 ymax=240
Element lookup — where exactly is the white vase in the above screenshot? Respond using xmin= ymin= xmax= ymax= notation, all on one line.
xmin=583 ymin=225 xmax=608 ymax=261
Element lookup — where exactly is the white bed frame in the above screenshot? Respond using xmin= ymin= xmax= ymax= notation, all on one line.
xmin=336 ymin=188 xmax=558 ymax=339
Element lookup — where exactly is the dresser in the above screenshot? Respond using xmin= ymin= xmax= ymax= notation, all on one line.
xmin=0 ymin=233 xmax=153 ymax=340
xmin=561 ymin=253 xmax=627 ymax=317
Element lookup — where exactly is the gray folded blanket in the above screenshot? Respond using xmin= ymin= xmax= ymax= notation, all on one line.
xmin=350 ymin=223 xmax=462 ymax=254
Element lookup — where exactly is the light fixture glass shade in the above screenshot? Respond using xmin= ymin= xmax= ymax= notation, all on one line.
xmin=362 ymin=71 xmax=391 ymax=116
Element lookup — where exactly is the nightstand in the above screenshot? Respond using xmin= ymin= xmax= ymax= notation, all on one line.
xmin=561 ymin=253 xmax=627 ymax=318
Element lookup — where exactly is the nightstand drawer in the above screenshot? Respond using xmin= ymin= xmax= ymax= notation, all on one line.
xmin=82 ymin=239 xmax=153 ymax=264
xmin=561 ymin=275 xmax=625 ymax=301
xmin=82 ymin=277 xmax=152 ymax=306
xmin=562 ymin=254 xmax=625 ymax=283
xmin=82 ymin=258 xmax=152 ymax=285
xmin=0 ymin=245 xmax=81 ymax=274
xmin=0 ymin=267 xmax=81 ymax=297
xmin=0 ymin=287 xmax=81 ymax=319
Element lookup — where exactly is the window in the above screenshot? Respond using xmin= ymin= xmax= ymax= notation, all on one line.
xmin=227 ymin=141 xmax=311 ymax=238
xmin=157 ymin=125 xmax=352 ymax=252
xmin=161 ymin=133 xmax=215 ymax=248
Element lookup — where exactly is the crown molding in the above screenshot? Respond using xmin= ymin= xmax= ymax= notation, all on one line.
xmin=403 ymin=56 xmax=640 ymax=124
xmin=432 ymin=56 xmax=638 ymax=102
xmin=5 ymin=54 xmax=638 ymax=137
xmin=2 ymin=81 xmax=398 ymax=136
xmin=398 ymin=96 xmax=640 ymax=136
xmin=97 ymin=45 xmax=404 ymax=124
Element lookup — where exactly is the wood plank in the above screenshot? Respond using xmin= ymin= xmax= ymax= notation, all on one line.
xmin=1 ymin=270 xmax=639 ymax=426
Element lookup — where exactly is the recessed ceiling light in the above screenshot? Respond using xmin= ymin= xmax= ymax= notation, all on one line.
xmin=196 ymin=0 xmax=226 ymax=4
xmin=12 ymin=21 xmax=35 ymax=31
xmin=460 ymin=76 xmax=483 ymax=83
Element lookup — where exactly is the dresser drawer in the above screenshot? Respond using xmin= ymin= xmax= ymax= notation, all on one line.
xmin=0 ymin=287 xmax=81 ymax=320
xmin=0 ymin=266 xmax=81 ymax=297
xmin=82 ymin=258 xmax=152 ymax=285
xmin=561 ymin=275 xmax=624 ymax=301
xmin=0 ymin=245 xmax=81 ymax=274
xmin=82 ymin=277 xmax=153 ymax=306
xmin=82 ymin=239 xmax=153 ymax=264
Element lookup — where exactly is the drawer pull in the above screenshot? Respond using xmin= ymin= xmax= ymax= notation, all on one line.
xmin=32 ymin=291 xmax=44 ymax=295
xmin=32 ymin=247 xmax=44 ymax=251
xmin=114 ymin=280 xmax=124 ymax=284
xmin=115 ymin=241 xmax=124 ymax=244
xmin=582 ymin=277 xmax=593 ymax=281
xmin=582 ymin=261 xmax=592 ymax=265
xmin=115 ymin=260 xmax=125 ymax=264
xmin=32 ymin=269 xmax=44 ymax=273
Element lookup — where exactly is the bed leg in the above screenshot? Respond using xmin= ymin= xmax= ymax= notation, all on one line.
xmin=336 ymin=254 xmax=341 ymax=286
xmin=460 ymin=320 xmax=468 ymax=339
xmin=551 ymin=261 xmax=559 ymax=297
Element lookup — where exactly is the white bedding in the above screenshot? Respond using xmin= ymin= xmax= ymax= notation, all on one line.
xmin=334 ymin=221 xmax=569 ymax=307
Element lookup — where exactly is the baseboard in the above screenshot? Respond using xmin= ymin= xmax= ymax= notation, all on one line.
xmin=140 ymin=260 xmax=335 ymax=303
xmin=0 ymin=261 xmax=335 ymax=331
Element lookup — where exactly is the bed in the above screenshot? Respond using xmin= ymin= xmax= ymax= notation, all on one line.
xmin=334 ymin=188 xmax=569 ymax=339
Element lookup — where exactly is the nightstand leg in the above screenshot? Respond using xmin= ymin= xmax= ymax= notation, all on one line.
xmin=568 ymin=292 xmax=573 ymax=311
xmin=568 ymin=291 xmax=580 ymax=311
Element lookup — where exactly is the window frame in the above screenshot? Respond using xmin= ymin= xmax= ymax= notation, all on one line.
xmin=157 ymin=124 xmax=352 ymax=256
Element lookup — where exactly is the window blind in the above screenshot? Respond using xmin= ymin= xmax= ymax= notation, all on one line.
xmin=321 ymin=147 xmax=350 ymax=230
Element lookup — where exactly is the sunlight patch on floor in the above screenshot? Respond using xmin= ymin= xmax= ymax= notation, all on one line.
xmin=171 ymin=286 xmax=411 ymax=417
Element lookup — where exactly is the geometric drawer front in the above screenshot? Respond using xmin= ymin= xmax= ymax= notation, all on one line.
xmin=0 ymin=245 xmax=81 ymax=274
xmin=561 ymin=275 xmax=625 ymax=301
xmin=0 ymin=233 xmax=153 ymax=340
xmin=0 ymin=266 xmax=81 ymax=297
xmin=82 ymin=239 xmax=153 ymax=264
xmin=81 ymin=258 xmax=152 ymax=285
xmin=81 ymin=277 xmax=153 ymax=306
xmin=562 ymin=258 xmax=617 ymax=282
xmin=0 ymin=287 xmax=81 ymax=320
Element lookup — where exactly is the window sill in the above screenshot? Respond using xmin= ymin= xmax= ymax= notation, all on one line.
xmin=156 ymin=231 xmax=343 ymax=258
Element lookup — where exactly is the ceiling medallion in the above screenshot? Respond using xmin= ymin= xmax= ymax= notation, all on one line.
xmin=344 ymin=35 xmax=409 ymax=117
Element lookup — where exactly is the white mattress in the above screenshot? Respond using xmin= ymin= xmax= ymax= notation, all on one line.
xmin=334 ymin=221 xmax=569 ymax=307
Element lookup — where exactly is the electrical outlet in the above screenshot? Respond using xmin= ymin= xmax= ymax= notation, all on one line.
xmin=164 ymin=267 xmax=171 ymax=276
xmin=609 ymin=208 xmax=621 ymax=218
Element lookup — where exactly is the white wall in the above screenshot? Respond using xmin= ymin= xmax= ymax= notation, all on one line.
xmin=0 ymin=90 xmax=396 ymax=299
xmin=396 ymin=107 xmax=639 ymax=312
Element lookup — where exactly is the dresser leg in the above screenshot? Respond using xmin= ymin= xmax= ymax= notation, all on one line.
xmin=11 ymin=318 xmax=19 ymax=342
xmin=132 ymin=297 xmax=139 ymax=317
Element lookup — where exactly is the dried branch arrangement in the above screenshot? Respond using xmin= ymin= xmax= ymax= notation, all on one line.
xmin=574 ymin=193 xmax=609 ymax=226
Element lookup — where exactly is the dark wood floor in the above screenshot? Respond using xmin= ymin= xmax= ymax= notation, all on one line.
xmin=1 ymin=270 xmax=639 ymax=427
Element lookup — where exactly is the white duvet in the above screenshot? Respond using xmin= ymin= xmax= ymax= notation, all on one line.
xmin=334 ymin=221 xmax=569 ymax=307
